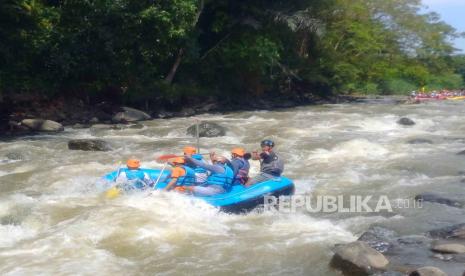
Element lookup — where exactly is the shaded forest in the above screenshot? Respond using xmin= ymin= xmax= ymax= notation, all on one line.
xmin=1 ymin=0 xmax=465 ymax=108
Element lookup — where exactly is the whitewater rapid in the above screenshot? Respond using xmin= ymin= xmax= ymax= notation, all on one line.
xmin=1 ymin=99 xmax=465 ymax=275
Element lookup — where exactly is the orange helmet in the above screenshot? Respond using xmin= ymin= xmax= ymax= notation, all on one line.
xmin=183 ymin=146 xmax=197 ymax=155
xmin=231 ymin=147 xmax=246 ymax=157
xmin=170 ymin=157 xmax=185 ymax=164
xmin=126 ymin=159 xmax=140 ymax=168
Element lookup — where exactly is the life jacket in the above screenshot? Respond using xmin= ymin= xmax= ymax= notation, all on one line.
xmin=176 ymin=166 xmax=196 ymax=186
xmin=233 ymin=157 xmax=250 ymax=184
xmin=186 ymin=154 xmax=208 ymax=184
xmin=120 ymin=168 xmax=150 ymax=189
xmin=260 ymin=152 xmax=284 ymax=177
xmin=207 ymin=164 xmax=234 ymax=191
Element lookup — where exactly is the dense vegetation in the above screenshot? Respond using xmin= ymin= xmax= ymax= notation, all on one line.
xmin=1 ymin=0 xmax=464 ymax=107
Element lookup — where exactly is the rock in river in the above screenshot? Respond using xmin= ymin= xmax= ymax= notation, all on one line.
xmin=330 ymin=241 xmax=389 ymax=275
xmin=68 ymin=139 xmax=111 ymax=151
xmin=21 ymin=119 xmax=64 ymax=132
xmin=397 ymin=117 xmax=415 ymax=126
xmin=415 ymin=193 xmax=463 ymax=208
xmin=408 ymin=266 xmax=447 ymax=276
xmin=187 ymin=121 xmax=226 ymax=137
xmin=112 ymin=107 xmax=151 ymax=123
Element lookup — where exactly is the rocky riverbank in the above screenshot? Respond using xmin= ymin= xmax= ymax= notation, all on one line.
xmin=0 ymin=93 xmax=366 ymax=137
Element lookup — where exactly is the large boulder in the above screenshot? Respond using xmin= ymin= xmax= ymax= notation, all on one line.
xmin=68 ymin=139 xmax=111 ymax=151
xmin=397 ymin=117 xmax=416 ymax=126
xmin=112 ymin=107 xmax=151 ymax=123
xmin=431 ymin=242 xmax=465 ymax=254
xmin=21 ymin=119 xmax=64 ymax=132
xmin=415 ymin=193 xmax=463 ymax=208
xmin=428 ymin=223 xmax=465 ymax=240
xmin=408 ymin=266 xmax=447 ymax=276
xmin=357 ymin=226 xmax=397 ymax=253
xmin=330 ymin=241 xmax=389 ymax=275
xmin=187 ymin=121 xmax=226 ymax=137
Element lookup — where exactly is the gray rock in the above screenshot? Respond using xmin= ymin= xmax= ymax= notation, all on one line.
xmin=330 ymin=241 xmax=389 ymax=275
xmin=195 ymin=102 xmax=219 ymax=113
xmin=408 ymin=266 xmax=447 ymax=276
xmin=187 ymin=121 xmax=226 ymax=137
xmin=68 ymin=139 xmax=111 ymax=151
xmin=432 ymin=242 xmax=465 ymax=254
xmin=178 ymin=108 xmax=196 ymax=117
xmin=398 ymin=117 xmax=416 ymax=126
xmin=112 ymin=107 xmax=151 ymax=123
xmin=428 ymin=223 xmax=465 ymax=240
xmin=90 ymin=124 xmax=122 ymax=131
xmin=127 ymin=123 xmax=144 ymax=129
xmin=21 ymin=119 xmax=64 ymax=132
xmin=156 ymin=110 xmax=174 ymax=119
xmin=72 ymin=123 xmax=90 ymax=129
xmin=457 ymin=150 xmax=465 ymax=155
xmin=407 ymin=138 xmax=433 ymax=144
xmin=89 ymin=117 xmax=99 ymax=124
xmin=415 ymin=193 xmax=463 ymax=208
xmin=358 ymin=226 xmax=396 ymax=253
xmin=5 ymin=152 xmax=24 ymax=161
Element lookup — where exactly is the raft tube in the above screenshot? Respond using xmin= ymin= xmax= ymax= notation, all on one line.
xmin=103 ymin=168 xmax=295 ymax=213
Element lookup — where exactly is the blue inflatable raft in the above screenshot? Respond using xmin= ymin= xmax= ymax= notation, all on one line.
xmin=103 ymin=168 xmax=295 ymax=213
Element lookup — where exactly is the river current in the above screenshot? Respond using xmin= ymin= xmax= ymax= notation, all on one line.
xmin=1 ymin=99 xmax=465 ymax=275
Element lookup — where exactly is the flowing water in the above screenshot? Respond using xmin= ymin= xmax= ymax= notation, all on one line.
xmin=1 ymin=99 xmax=465 ymax=275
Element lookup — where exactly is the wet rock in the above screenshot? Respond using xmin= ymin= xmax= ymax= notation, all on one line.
xmin=195 ymin=102 xmax=219 ymax=113
xmin=68 ymin=139 xmax=111 ymax=151
xmin=187 ymin=121 xmax=226 ymax=137
xmin=432 ymin=253 xmax=453 ymax=261
xmin=427 ymin=223 xmax=465 ymax=240
xmin=407 ymin=138 xmax=433 ymax=144
xmin=398 ymin=117 xmax=416 ymax=126
xmin=358 ymin=226 xmax=396 ymax=253
xmin=178 ymin=108 xmax=196 ymax=117
xmin=415 ymin=193 xmax=463 ymax=208
xmin=89 ymin=117 xmax=99 ymax=124
xmin=431 ymin=242 xmax=465 ymax=254
xmin=5 ymin=152 xmax=24 ymax=161
xmin=21 ymin=119 xmax=64 ymax=132
xmin=330 ymin=241 xmax=389 ymax=275
xmin=457 ymin=150 xmax=465 ymax=155
xmin=408 ymin=266 xmax=447 ymax=276
xmin=127 ymin=123 xmax=144 ymax=129
xmin=112 ymin=107 xmax=151 ymax=123
xmin=156 ymin=110 xmax=174 ymax=119
xmin=72 ymin=123 xmax=90 ymax=129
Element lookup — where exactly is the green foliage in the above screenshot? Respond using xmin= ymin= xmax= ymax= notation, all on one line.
xmin=1 ymin=0 xmax=464 ymax=101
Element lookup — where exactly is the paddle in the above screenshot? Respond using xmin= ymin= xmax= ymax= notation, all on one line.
xmin=105 ymin=162 xmax=122 ymax=199
xmin=156 ymin=153 xmax=209 ymax=162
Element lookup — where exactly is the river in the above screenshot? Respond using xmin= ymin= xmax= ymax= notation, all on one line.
xmin=1 ymin=99 xmax=465 ymax=275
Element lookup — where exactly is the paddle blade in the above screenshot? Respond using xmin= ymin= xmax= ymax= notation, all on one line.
xmin=156 ymin=154 xmax=178 ymax=162
xmin=105 ymin=187 xmax=121 ymax=199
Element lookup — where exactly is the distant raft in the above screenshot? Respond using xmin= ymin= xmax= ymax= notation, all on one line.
xmin=103 ymin=168 xmax=295 ymax=213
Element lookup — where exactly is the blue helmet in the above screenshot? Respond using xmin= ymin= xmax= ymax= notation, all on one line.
xmin=260 ymin=139 xmax=275 ymax=148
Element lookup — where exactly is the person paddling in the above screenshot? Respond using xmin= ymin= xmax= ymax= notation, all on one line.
xmin=226 ymin=148 xmax=250 ymax=185
xmin=163 ymin=157 xmax=197 ymax=191
xmin=176 ymin=153 xmax=233 ymax=196
xmin=245 ymin=140 xmax=284 ymax=187
xmin=183 ymin=146 xmax=208 ymax=184
xmin=116 ymin=159 xmax=154 ymax=189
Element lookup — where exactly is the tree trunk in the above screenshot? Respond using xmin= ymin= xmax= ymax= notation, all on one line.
xmin=164 ymin=0 xmax=204 ymax=85
xmin=164 ymin=48 xmax=184 ymax=84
